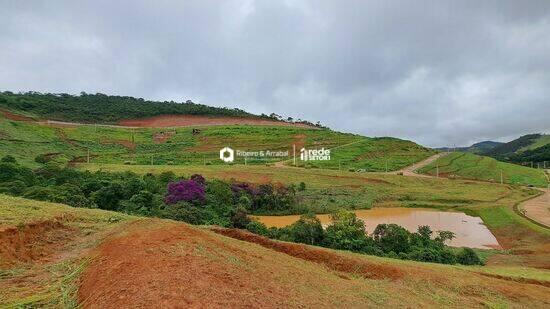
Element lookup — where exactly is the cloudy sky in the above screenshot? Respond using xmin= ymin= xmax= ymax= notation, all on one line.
xmin=1 ymin=1 xmax=549 ymax=147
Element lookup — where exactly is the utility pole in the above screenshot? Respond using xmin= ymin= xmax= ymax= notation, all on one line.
xmin=293 ymin=144 xmax=296 ymax=166
xmin=500 ymin=170 xmax=503 ymax=185
xmin=436 ymin=162 xmax=439 ymax=178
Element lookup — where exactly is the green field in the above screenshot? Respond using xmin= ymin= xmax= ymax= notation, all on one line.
xmin=418 ymin=152 xmax=548 ymax=187
xmin=0 ymin=112 xmax=433 ymax=171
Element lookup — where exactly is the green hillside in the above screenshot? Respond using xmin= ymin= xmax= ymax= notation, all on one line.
xmin=0 ymin=111 xmax=433 ymax=171
xmin=484 ymin=134 xmax=550 ymax=164
xmin=419 ymin=152 xmax=548 ymax=187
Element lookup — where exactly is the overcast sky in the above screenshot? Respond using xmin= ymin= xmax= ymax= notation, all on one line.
xmin=1 ymin=1 xmax=549 ymax=147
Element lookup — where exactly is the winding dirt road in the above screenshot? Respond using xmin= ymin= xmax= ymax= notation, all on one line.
xmin=520 ymin=170 xmax=550 ymax=228
xmin=521 ymin=189 xmax=550 ymax=227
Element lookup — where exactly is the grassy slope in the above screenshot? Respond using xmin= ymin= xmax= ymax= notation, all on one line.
xmin=0 ymin=112 xmax=433 ymax=171
xmin=418 ymin=152 xmax=548 ymax=187
xmin=2 ymin=195 xmax=550 ymax=308
xmin=0 ymin=195 xmax=133 ymax=307
xmin=519 ymin=134 xmax=550 ymax=152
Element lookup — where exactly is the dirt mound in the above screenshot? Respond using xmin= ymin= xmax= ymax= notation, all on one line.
xmin=79 ymin=221 xmax=296 ymax=308
xmin=0 ymin=219 xmax=74 ymax=266
xmin=210 ymin=227 xmax=403 ymax=280
xmin=118 ymin=114 xmax=314 ymax=128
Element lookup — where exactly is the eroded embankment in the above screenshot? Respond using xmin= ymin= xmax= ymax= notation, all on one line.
xmin=0 ymin=219 xmax=74 ymax=266
xmin=210 ymin=227 xmax=403 ymax=280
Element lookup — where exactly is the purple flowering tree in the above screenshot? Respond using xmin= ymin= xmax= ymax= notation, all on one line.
xmin=190 ymin=174 xmax=206 ymax=186
xmin=165 ymin=179 xmax=206 ymax=204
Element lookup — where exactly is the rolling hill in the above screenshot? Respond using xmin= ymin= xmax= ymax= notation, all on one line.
xmin=437 ymin=141 xmax=503 ymax=154
xmin=418 ymin=152 xmax=548 ymax=187
xmin=482 ymin=134 xmax=550 ymax=165
xmin=0 ymin=105 xmax=434 ymax=171
xmin=0 ymin=91 xmax=322 ymax=128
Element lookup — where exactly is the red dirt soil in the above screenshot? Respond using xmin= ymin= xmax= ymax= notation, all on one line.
xmin=210 ymin=227 xmax=404 ymax=280
xmin=79 ymin=221 xmax=302 ymax=308
xmin=0 ymin=220 xmax=74 ymax=267
xmin=0 ymin=109 xmax=34 ymax=122
xmin=119 ymin=114 xmax=315 ymax=128
xmin=78 ymin=220 xmax=550 ymax=308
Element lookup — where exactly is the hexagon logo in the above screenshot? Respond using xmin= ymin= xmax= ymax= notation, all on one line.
xmin=219 ymin=147 xmax=234 ymax=163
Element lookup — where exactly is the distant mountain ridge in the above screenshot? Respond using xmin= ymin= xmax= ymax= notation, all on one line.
xmin=440 ymin=134 xmax=550 ymax=165
xmin=436 ymin=141 xmax=503 ymax=154
xmin=486 ymin=134 xmax=550 ymax=164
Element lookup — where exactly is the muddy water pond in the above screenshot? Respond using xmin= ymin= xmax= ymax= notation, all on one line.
xmin=254 ymin=208 xmax=500 ymax=249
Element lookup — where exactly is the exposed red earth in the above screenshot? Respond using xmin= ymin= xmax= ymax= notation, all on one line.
xmin=118 ymin=114 xmax=315 ymax=128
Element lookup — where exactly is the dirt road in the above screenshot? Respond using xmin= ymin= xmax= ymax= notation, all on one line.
xmin=520 ymin=189 xmax=550 ymax=228
xmin=388 ymin=152 xmax=450 ymax=177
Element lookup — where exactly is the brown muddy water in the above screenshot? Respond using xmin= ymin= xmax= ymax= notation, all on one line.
xmin=254 ymin=208 xmax=500 ymax=249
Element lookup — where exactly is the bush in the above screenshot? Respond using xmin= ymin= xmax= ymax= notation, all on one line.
xmin=231 ymin=206 xmax=251 ymax=228
xmin=457 ymin=248 xmax=483 ymax=265
xmin=35 ymin=154 xmax=49 ymax=164
xmin=246 ymin=221 xmax=270 ymax=236
xmin=298 ymin=182 xmax=306 ymax=191
xmin=1 ymin=155 xmax=17 ymax=163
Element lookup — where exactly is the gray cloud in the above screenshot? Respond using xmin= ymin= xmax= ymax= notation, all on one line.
xmin=1 ymin=0 xmax=549 ymax=147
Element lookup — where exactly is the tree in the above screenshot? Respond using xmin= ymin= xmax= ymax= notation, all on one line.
xmin=122 ymin=190 xmax=157 ymax=215
xmin=373 ymin=224 xmax=411 ymax=254
xmin=324 ymin=211 xmax=369 ymax=251
xmin=91 ymin=183 xmax=124 ymax=210
xmin=165 ymin=180 xmax=205 ymax=204
xmin=288 ymin=213 xmax=324 ymax=245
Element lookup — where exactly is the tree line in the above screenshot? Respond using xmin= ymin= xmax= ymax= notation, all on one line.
xmin=0 ymin=91 xmax=325 ymax=127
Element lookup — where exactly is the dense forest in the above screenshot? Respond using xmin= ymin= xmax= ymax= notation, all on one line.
xmin=0 ymin=91 xmax=323 ymax=127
